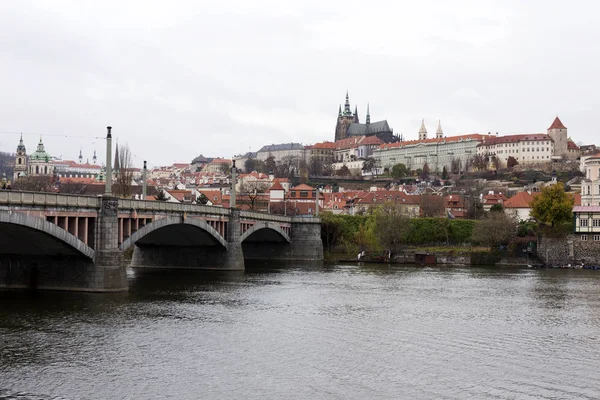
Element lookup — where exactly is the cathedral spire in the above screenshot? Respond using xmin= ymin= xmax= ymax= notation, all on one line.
xmin=418 ymin=119 xmax=428 ymax=141
xmin=114 ymin=142 xmax=120 ymax=172
xmin=353 ymin=105 xmax=359 ymax=123
xmin=436 ymin=120 xmax=443 ymax=139
xmin=366 ymin=103 xmax=371 ymax=124
xmin=338 ymin=104 xmax=342 ymax=118
xmin=93 ymin=149 xmax=97 ymax=164
xmin=79 ymin=149 xmax=83 ymax=164
xmin=343 ymin=91 xmax=352 ymax=116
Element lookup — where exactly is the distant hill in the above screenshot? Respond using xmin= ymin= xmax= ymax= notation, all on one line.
xmin=0 ymin=152 xmax=15 ymax=180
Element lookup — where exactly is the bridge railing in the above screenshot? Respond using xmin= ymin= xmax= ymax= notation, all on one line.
xmin=0 ymin=191 xmax=101 ymax=208
xmin=119 ymin=199 xmax=230 ymax=216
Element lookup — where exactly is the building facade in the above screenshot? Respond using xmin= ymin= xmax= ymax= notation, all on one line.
xmin=581 ymin=154 xmax=600 ymax=207
xmin=477 ymin=117 xmax=579 ymax=164
xmin=477 ymin=133 xmax=555 ymax=165
xmin=375 ymin=133 xmax=486 ymax=173
xmin=255 ymin=143 xmax=306 ymax=162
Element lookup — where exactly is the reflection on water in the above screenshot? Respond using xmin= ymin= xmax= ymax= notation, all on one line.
xmin=2 ymin=263 xmax=600 ymax=399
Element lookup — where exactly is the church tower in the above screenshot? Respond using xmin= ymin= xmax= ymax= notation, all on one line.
xmin=436 ymin=120 xmax=443 ymax=139
xmin=13 ymin=134 xmax=27 ymax=181
xmin=547 ymin=116 xmax=568 ymax=158
xmin=334 ymin=91 xmax=356 ymax=141
xmin=418 ymin=119 xmax=428 ymax=141
xmin=366 ymin=103 xmax=371 ymax=124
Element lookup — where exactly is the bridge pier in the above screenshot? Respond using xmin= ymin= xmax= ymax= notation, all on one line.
xmin=92 ymin=197 xmax=127 ymax=291
xmin=283 ymin=219 xmax=324 ymax=261
xmin=220 ymin=208 xmax=245 ymax=270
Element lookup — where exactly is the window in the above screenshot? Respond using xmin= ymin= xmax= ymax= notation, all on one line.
xmin=582 ymin=235 xmax=588 ymax=241
xmin=291 ymin=191 xmax=296 ymax=197
xmin=581 ymin=219 xmax=589 ymax=227
xmin=595 ymin=235 xmax=600 ymax=241
xmin=594 ymin=219 xmax=600 ymax=227
xmin=300 ymin=191 xmax=309 ymax=198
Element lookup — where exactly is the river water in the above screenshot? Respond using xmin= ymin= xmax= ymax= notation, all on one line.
xmin=1 ymin=263 xmax=600 ymax=399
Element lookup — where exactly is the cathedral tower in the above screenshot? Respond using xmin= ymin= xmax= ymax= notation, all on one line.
xmin=335 ymin=91 xmax=356 ymax=141
xmin=13 ymin=134 xmax=27 ymax=181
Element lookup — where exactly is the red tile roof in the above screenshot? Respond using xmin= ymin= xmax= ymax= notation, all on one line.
xmin=359 ymin=136 xmax=384 ymax=145
xmin=311 ymin=141 xmax=336 ymax=149
xmin=548 ymin=116 xmax=567 ymax=130
xmin=291 ymin=184 xmax=315 ymax=191
xmin=567 ymin=139 xmax=579 ymax=150
xmin=270 ymin=181 xmax=284 ymax=191
xmin=335 ymin=136 xmax=365 ymax=150
xmin=477 ymin=134 xmax=551 ymax=147
xmin=504 ymin=191 xmax=537 ymax=208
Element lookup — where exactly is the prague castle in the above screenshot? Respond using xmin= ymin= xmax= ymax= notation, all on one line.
xmin=334 ymin=92 xmax=396 ymax=143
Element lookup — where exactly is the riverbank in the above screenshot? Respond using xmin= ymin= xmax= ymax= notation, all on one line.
xmin=326 ymin=247 xmax=543 ymax=268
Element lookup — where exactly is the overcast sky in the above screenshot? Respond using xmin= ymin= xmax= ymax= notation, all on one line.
xmin=1 ymin=1 xmax=598 ymax=167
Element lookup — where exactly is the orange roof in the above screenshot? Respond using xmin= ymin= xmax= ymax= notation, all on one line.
xmin=567 ymin=139 xmax=579 ymax=150
xmin=360 ymin=136 xmax=384 ymax=145
xmin=270 ymin=181 xmax=284 ymax=191
xmin=56 ymin=160 xmax=102 ymax=169
xmin=477 ymin=134 xmax=550 ymax=147
xmin=291 ymin=184 xmax=315 ymax=191
xmin=172 ymin=163 xmax=190 ymax=169
xmin=573 ymin=193 xmax=581 ymax=206
xmin=549 ymin=116 xmax=567 ymax=130
xmin=381 ymin=134 xmax=487 ymax=149
xmin=504 ymin=191 xmax=537 ymax=208
xmin=311 ymin=141 xmax=336 ymax=149
xmin=335 ymin=136 xmax=365 ymax=150
xmin=58 ymin=177 xmax=97 ymax=184
xmin=356 ymin=191 xmax=420 ymax=205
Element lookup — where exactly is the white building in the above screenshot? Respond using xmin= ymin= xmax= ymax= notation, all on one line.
xmin=477 ymin=117 xmax=579 ymax=164
xmin=375 ymin=132 xmax=486 ymax=172
xmin=581 ymin=153 xmax=600 ymax=207
xmin=255 ymin=143 xmax=307 ymax=162
xmin=477 ymin=133 xmax=555 ymax=165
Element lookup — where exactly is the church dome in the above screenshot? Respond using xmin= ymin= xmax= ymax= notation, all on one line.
xmin=29 ymin=138 xmax=51 ymax=162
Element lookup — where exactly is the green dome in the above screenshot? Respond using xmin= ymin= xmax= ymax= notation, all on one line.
xmin=29 ymin=138 xmax=51 ymax=162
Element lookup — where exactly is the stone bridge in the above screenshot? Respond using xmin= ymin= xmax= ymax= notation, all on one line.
xmin=0 ymin=191 xmax=323 ymax=292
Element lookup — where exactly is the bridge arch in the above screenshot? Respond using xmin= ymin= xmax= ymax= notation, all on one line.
xmin=119 ymin=216 xmax=227 ymax=251
xmin=0 ymin=211 xmax=95 ymax=259
xmin=240 ymin=222 xmax=291 ymax=243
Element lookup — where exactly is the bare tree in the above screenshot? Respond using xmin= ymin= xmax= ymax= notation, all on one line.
xmin=12 ymin=176 xmax=54 ymax=192
xmin=471 ymin=154 xmax=488 ymax=171
xmin=238 ymin=180 xmax=271 ymax=211
xmin=373 ymin=201 xmax=410 ymax=254
xmin=219 ymin=162 xmax=231 ymax=175
xmin=472 ymin=211 xmax=518 ymax=250
xmin=419 ymin=194 xmax=446 ymax=217
xmin=115 ymin=143 xmax=134 ymax=198
xmin=58 ymin=181 xmax=87 ymax=194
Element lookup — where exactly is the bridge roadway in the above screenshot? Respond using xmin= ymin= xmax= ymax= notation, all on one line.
xmin=0 ymin=191 xmax=323 ymax=292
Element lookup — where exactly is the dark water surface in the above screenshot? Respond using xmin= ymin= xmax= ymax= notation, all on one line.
xmin=1 ymin=263 xmax=600 ymax=399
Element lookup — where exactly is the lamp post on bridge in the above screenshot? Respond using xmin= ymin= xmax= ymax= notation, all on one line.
xmin=230 ymin=160 xmax=237 ymax=209
xmin=105 ymin=126 xmax=112 ymax=196
xmin=142 ymin=161 xmax=147 ymax=199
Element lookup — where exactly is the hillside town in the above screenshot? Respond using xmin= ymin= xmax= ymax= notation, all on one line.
xmin=2 ymin=92 xmax=599 ymax=230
